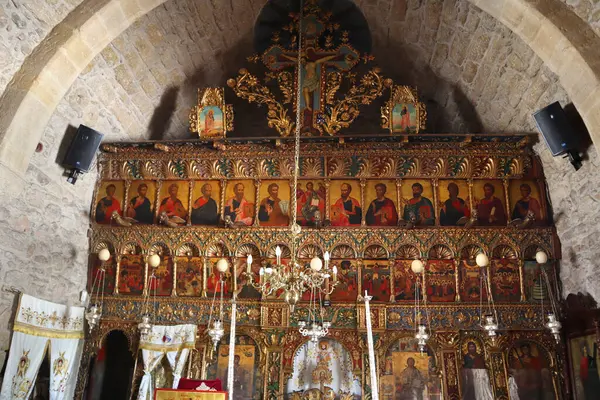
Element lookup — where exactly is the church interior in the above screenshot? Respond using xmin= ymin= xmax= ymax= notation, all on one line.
xmin=0 ymin=0 xmax=600 ymax=399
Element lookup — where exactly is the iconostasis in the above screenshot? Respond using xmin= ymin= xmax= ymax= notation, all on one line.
xmin=81 ymin=138 xmax=564 ymax=400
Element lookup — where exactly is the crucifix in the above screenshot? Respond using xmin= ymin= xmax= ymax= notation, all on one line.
xmin=263 ymin=43 xmax=360 ymax=133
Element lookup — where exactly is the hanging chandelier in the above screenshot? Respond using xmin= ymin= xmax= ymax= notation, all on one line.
xmin=239 ymin=0 xmax=338 ymax=313
xmin=298 ymin=286 xmax=332 ymax=342
xmin=206 ymin=258 xmax=229 ymax=350
xmin=242 ymin=248 xmax=337 ymax=312
xmin=476 ymin=253 xmax=500 ymax=339
xmin=138 ymin=253 xmax=161 ymax=339
xmin=85 ymin=248 xmax=111 ymax=333
xmin=411 ymin=259 xmax=431 ymax=353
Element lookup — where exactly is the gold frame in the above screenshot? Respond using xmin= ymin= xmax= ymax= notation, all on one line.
xmin=189 ymin=88 xmax=234 ymax=138
xmin=381 ymin=85 xmax=427 ymax=134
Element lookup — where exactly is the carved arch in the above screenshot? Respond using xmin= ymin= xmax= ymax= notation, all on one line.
xmin=267 ymin=244 xmax=291 ymax=259
xmin=395 ymin=244 xmax=420 ymax=259
xmin=492 ymin=244 xmax=518 ymax=260
xmin=206 ymin=241 xmax=230 ymax=257
xmin=363 ymin=244 xmax=388 ymax=259
xmin=428 ymin=244 xmax=453 ymax=259
xmin=176 ymin=243 xmax=200 ymax=257
xmin=235 ymin=243 xmax=261 ymax=258
xmin=331 ymin=244 xmax=356 ymax=259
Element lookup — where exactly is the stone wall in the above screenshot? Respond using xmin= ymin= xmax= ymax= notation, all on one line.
xmin=0 ymin=0 xmax=83 ymax=95
xmin=561 ymin=0 xmax=600 ymax=37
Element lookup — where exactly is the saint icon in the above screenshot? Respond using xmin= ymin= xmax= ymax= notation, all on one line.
xmin=95 ymin=183 xmax=122 ymax=224
xmin=224 ymin=182 xmax=254 ymax=226
xmin=366 ymin=183 xmax=398 ymax=226
xmin=402 ymin=182 xmax=434 ymax=226
xmin=258 ymin=182 xmax=290 ymax=226
xmin=331 ymin=182 xmax=362 ymax=226
xmin=191 ymin=183 xmax=219 ymax=226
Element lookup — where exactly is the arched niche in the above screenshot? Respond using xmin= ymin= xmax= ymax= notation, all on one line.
xmin=286 ymin=338 xmax=361 ymax=398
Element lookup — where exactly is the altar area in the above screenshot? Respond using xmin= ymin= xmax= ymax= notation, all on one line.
xmin=75 ymin=1 xmax=565 ymax=399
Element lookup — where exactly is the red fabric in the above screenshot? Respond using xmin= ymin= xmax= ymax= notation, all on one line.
xmin=177 ymin=378 xmax=222 ymax=391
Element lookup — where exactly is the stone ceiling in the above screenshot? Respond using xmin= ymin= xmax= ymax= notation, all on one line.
xmin=37 ymin=0 xmax=570 ymax=162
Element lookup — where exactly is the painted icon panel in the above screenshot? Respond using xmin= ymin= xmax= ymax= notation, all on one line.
xmin=392 ymin=260 xmax=422 ymax=302
xmin=460 ymin=337 xmax=494 ymax=399
xmin=509 ymin=180 xmax=545 ymax=224
xmin=258 ymin=180 xmax=290 ymax=227
xmin=88 ymin=254 xmax=115 ymax=295
xmin=400 ymin=180 xmax=435 ymax=226
xmin=176 ymin=257 xmax=204 ymax=297
xmin=206 ymin=258 xmax=232 ymax=298
xmin=223 ymin=180 xmax=255 ymax=226
xmin=199 ymin=105 xmax=224 ymax=137
xmin=523 ymin=261 xmax=549 ymax=301
xmin=392 ymin=103 xmax=418 ymax=133
xmin=473 ymin=180 xmax=507 ymax=226
xmin=191 ymin=181 xmax=220 ymax=226
xmin=438 ymin=180 xmax=470 ymax=226
xmin=296 ymin=180 xmax=326 ymax=226
xmin=330 ymin=180 xmax=362 ymax=227
xmin=365 ymin=180 xmax=398 ymax=227
xmin=491 ymin=259 xmax=521 ymax=302
xmin=330 ymin=259 xmax=359 ymax=302
xmin=426 ymin=260 xmax=456 ymax=302
xmin=361 ymin=260 xmax=391 ymax=302
xmin=126 ymin=181 xmax=156 ymax=224
xmin=236 ymin=257 xmax=262 ymax=299
xmin=569 ymin=334 xmax=600 ymax=399
xmin=458 ymin=260 xmax=487 ymax=302
xmin=158 ymin=181 xmax=190 ymax=223
xmin=118 ymin=254 xmax=144 ymax=295
xmin=149 ymin=257 xmax=173 ymax=296
xmin=507 ymin=341 xmax=556 ymax=399
xmin=95 ymin=180 xmax=125 ymax=224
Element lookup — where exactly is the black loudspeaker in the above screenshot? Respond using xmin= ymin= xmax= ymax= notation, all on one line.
xmin=532 ymin=101 xmax=576 ymax=156
xmin=63 ymin=125 xmax=104 ymax=172
xmin=63 ymin=125 xmax=104 ymax=184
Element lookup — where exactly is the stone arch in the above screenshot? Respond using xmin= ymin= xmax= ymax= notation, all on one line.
xmin=1 ymin=0 xmax=600 ymax=191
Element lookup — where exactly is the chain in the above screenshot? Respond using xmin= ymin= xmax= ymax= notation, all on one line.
xmin=290 ymin=0 xmax=304 ymax=235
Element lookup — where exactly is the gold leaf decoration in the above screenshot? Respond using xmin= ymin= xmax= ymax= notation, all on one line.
xmin=209 ymin=160 xmax=227 ymax=179
xmin=328 ymin=158 xmax=350 ymax=177
xmin=142 ymin=160 xmax=160 ymax=179
xmin=509 ymin=158 xmax=523 ymax=177
xmin=492 ymin=244 xmax=517 ymax=259
xmin=267 ymin=244 xmax=291 ymax=259
xmin=279 ymin=158 xmax=294 ymax=177
xmin=167 ymin=160 xmax=187 ymax=179
xmin=395 ymin=245 xmax=420 ymax=259
xmin=377 ymin=157 xmax=397 ymax=178
xmin=460 ymin=244 xmax=484 ymax=261
xmin=356 ymin=158 xmax=373 ymax=178
xmin=176 ymin=243 xmax=200 ymax=257
xmin=331 ymin=244 xmax=356 ymax=259
xmin=149 ymin=242 xmax=170 ymax=256
xmin=232 ymin=159 xmax=252 ymax=178
xmin=381 ymin=85 xmax=427 ymax=133
xmin=318 ymin=69 xmax=387 ymax=136
xmin=324 ymin=71 xmax=342 ymax=104
xmin=235 ymin=243 xmax=260 ymax=258
xmin=122 ymin=243 xmax=141 ymax=255
xmin=93 ymin=241 xmax=113 ymax=253
xmin=476 ymin=157 xmax=496 ymax=178
xmin=206 ymin=242 xmax=229 ymax=257
xmin=428 ymin=244 xmax=453 ymax=259
xmin=227 ymin=70 xmax=295 ymax=137
xmin=187 ymin=160 xmax=202 ymax=179
xmin=298 ymin=244 xmax=323 ymax=259
xmin=301 ymin=158 xmax=323 ymax=177
xmin=277 ymin=71 xmax=294 ymax=104
xmin=364 ymin=244 xmax=388 ymax=259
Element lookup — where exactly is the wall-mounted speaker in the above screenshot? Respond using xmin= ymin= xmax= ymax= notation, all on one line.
xmin=532 ymin=102 xmax=582 ymax=170
xmin=63 ymin=124 xmax=104 ymax=184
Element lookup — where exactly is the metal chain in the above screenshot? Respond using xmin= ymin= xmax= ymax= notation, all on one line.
xmin=291 ymin=0 xmax=304 ymax=233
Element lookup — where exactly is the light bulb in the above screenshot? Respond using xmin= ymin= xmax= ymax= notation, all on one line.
xmin=247 ymin=254 xmax=253 ymax=266
xmin=310 ymin=257 xmax=323 ymax=271
xmin=275 ymin=246 xmax=282 ymax=257
xmin=411 ymin=259 xmax=424 ymax=274
xmin=475 ymin=253 xmax=489 ymax=268
xmin=259 ymin=267 xmax=264 ymax=276
xmin=148 ymin=254 xmax=161 ymax=268
xmin=324 ymin=251 xmax=330 ymax=261
xmin=535 ymin=251 xmax=548 ymax=264
xmin=333 ymin=265 xmax=338 ymax=274
xmin=216 ymin=258 xmax=229 ymax=273
xmin=98 ymin=248 xmax=111 ymax=262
